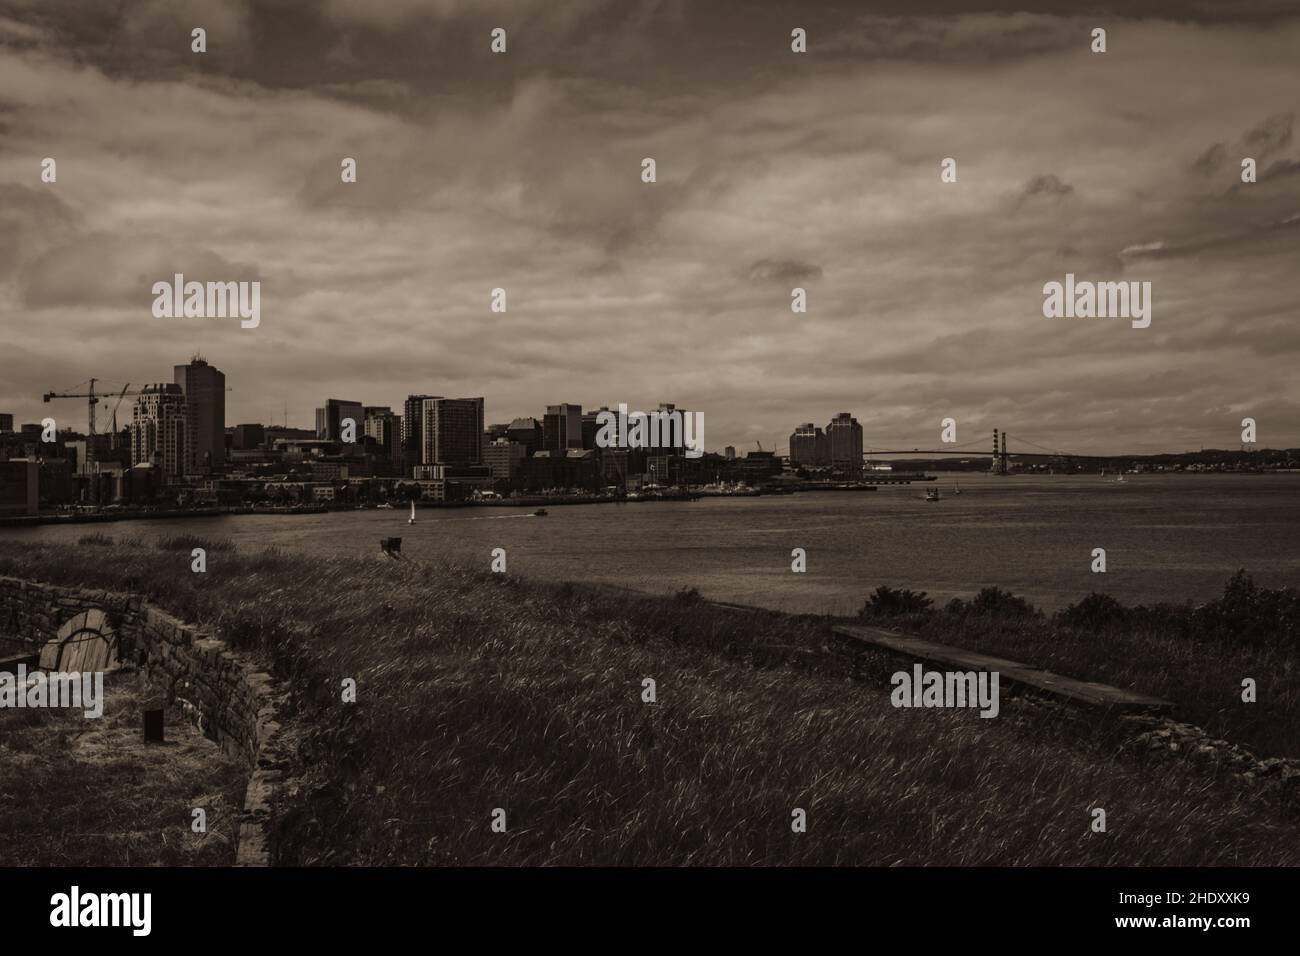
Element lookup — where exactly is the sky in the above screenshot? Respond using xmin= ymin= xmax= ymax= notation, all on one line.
xmin=1 ymin=0 xmax=1298 ymax=455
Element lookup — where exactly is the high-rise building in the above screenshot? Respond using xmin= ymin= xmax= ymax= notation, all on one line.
xmin=544 ymin=404 xmax=583 ymax=452
xmin=130 ymin=383 xmax=187 ymax=481
xmin=421 ymin=397 xmax=484 ymax=467
xmin=174 ymin=357 xmax=225 ymax=475
xmin=724 ymin=445 xmax=736 ymax=460
xmin=403 ymin=394 xmax=434 ymax=470
xmin=790 ymin=423 xmax=829 ymax=466
xmin=0 ymin=414 xmax=13 ymax=433
xmin=826 ymin=412 xmax=864 ymax=474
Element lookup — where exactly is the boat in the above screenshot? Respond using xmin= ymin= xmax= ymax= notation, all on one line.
xmin=533 ymin=508 xmax=548 ymax=517
xmin=925 ymin=489 xmax=941 ymax=502
xmin=377 ymin=502 xmax=394 ymax=509
xmin=953 ymin=480 xmax=962 ymax=495
xmin=408 ymin=501 xmax=416 ymax=524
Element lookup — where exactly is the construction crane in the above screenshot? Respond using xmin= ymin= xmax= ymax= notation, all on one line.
xmin=44 ymin=377 xmax=234 ymax=500
xmin=109 ymin=383 xmax=131 ymax=449
xmin=42 ymin=379 xmax=147 ymax=505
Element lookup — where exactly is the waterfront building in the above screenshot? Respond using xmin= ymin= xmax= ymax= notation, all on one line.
xmin=790 ymin=423 xmax=829 ymax=467
xmin=827 ymin=412 xmax=864 ymax=475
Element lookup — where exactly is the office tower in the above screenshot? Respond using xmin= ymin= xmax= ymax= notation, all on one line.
xmin=420 ymin=397 xmax=485 ymax=467
xmin=174 ymin=357 xmax=225 ymax=475
xmin=544 ymin=403 xmax=583 ymax=452
xmin=826 ymin=412 xmax=864 ymax=473
xmin=0 ymin=414 xmax=13 ymax=433
xmin=130 ymin=383 xmax=187 ymax=481
xmin=790 ymin=423 xmax=829 ymax=466
xmin=724 ymin=446 xmax=736 ymax=460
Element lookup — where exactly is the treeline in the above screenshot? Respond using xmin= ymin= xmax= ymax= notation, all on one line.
xmin=860 ymin=570 xmax=1300 ymax=647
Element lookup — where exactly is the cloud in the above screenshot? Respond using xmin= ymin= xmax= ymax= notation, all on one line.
xmin=1016 ymin=173 xmax=1075 ymax=205
xmin=1242 ymin=111 xmax=1294 ymax=156
xmin=744 ymin=259 xmax=823 ymax=283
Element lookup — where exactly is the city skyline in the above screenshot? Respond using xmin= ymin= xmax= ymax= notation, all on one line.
xmin=2 ymin=1 xmax=1298 ymax=453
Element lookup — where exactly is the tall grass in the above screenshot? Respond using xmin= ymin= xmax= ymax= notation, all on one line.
xmin=856 ymin=576 xmax=1300 ymax=757
xmin=1 ymin=540 xmax=1297 ymax=866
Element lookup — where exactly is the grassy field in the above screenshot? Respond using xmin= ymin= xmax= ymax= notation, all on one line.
xmin=1 ymin=538 xmax=1297 ymax=866
xmin=0 ymin=670 xmax=245 ymax=866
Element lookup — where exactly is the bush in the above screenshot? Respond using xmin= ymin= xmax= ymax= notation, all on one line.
xmin=1190 ymin=570 xmax=1300 ymax=646
xmin=968 ymin=587 xmax=1037 ymax=620
xmin=1057 ymin=592 xmax=1130 ymax=631
xmin=860 ymin=586 xmax=933 ymax=618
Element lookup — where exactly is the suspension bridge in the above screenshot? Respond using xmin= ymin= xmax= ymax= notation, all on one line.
xmin=862 ymin=429 xmax=1129 ymax=475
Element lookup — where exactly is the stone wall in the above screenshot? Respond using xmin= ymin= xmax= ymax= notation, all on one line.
xmin=0 ymin=575 xmax=289 ymax=865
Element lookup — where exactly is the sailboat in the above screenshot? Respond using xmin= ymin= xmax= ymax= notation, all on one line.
xmin=408 ymin=501 xmax=416 ymax=524
xmin=953 ymin=479 xmax=962 ymax=495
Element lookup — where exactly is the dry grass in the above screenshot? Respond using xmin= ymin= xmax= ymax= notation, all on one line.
xmin=1 ymin=540 xmax=1297 ymax=866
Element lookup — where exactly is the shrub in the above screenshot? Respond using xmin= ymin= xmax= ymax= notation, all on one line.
xmin=1057 ymin=592 xmax=1130 ymax=631
xmin=860 ymin=585 xmax=933 ymax=618
xmin=1190 ymin=570 xmax=1300 ymax=646
xmin=969 ymin=587 xmax=1037 ymax=620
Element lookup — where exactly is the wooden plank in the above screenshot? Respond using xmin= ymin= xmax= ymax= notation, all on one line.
xmin=832 ymin=623 xmax=1173 ymax=714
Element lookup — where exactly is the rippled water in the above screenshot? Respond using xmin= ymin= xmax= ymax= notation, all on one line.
xmin=3 ymin=474 xmax=1297 ymax=615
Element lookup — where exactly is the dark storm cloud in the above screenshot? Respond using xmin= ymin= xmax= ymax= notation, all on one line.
xmin=0 ymin=0 xmax=1298 ymax=452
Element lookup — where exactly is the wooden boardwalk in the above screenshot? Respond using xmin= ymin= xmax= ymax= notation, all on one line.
xmin=832 ymin=623 xmax=1174 ymax=714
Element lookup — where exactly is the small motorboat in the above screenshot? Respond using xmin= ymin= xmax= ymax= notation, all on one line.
xmin=533 ymin=508 xmax=548 ymax=517
xmin=925 ymin=489 xmax=941 ymax=502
